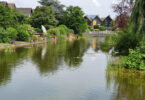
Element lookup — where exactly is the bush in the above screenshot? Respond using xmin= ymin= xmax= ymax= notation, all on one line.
xmin=6 ymin=27 xmax=18 ymax=40
xmin=58 ymin=25 xmax=70 ymax=36
xmin=47 ymin=28 xmax=60 ymax=36
xmin=0 ymin=27 xmax=12 ymax=43
xmin=47 ymin=25 xmax=74 ymax=39
xmin=17 ymin=25 xmax=31 ymax=41
xmin=34 ymin=28 xmax=42 ymax=33
xmin=94 ymin=25 xmax=99 ymax=29
xmin=87 ymin=25 xmax=94 ymax=31
xmin=115 ymin=31 xmax=140 ymax=55
xmin=122 ymin=45 xmax=145 ymax=70
xmin=99 ymin=26 xmax=105 ymax=31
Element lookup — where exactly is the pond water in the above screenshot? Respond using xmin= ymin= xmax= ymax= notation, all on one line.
xmin=0 ymin=37 xmax=145 ymax=100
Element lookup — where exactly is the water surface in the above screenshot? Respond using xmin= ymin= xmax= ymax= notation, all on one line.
xmin=0 ymin=37 xmax=145 ymax=100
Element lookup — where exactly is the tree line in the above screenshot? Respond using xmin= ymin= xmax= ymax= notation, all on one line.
xmin=0 ymin=0 xmax=88 ymax=43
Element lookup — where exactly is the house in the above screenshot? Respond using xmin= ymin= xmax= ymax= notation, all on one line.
xmin=16 ymin=8 xmax=33 ymax=17
xmin=7 ymin=3 xmax=16 ymax=8
xmin=103 ymin=16 xmax=112 ymax=30
xmin=84 ymin=16 xmax=93 ymax=26
xmin=93 ymin=15 xmax=102 ymax=26
xmin=0 ymin=1 xmax=7 ymax=6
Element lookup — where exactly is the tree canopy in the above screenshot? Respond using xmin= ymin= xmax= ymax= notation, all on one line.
xmin=39 ymin=0 xmax=65 ymax=22
xmin=0 ymin=5 xmax=17 ymax=28
xmin=30 ymin=6 xmax=58 ymax=29
xmin=129 ymin=0 xmax=145 ymax=34
xmin=62 ymin=6 xmax=87 ymax=35
xmin=0 ymin=5 xmax=29 ymax=29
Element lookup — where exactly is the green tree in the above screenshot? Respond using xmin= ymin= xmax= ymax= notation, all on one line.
xmin=30 ymin=6 xmax=58 ymax=29
xmin=129 ymin=0 xmax=145 ymax=35
xmin=38 ymin=0 xmax=64 ymax=22
xmin=0 ymin=5 xmax=17 ymax=28
xmin=13 ymin=9 xmax=30 ymax=25
xmin=62 ymin=6 xmax=87 ymax=35
xmin=0 ymin=5 xmax=29 ymax=29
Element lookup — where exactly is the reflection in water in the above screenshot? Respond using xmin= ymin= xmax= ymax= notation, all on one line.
xmin=106 ymin=66 xmax=145 ymax=100
xmin=0 ymin=48 xmax=31 ymax=86
xmin=31 ymin=39 xmax=90 ymax=75
xmin=0 ymin=37 xmax=144 ymax=100
xmin=0 ymin=39 xmax=90 ymax=85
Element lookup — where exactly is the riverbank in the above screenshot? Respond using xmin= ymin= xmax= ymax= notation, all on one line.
xmin=0 ymin=40 xmax=47 ymax=51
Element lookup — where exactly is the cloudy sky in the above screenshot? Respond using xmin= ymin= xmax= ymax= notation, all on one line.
xmin=5 ymin=0 xmax=118 ymax=18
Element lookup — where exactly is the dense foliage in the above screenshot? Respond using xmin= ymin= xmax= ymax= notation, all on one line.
xmin=47 ymin=25 xmax=73 ymax=39
xmin=129 ymin=0 xmax=145 ymax=35
xmin=16 ymin=24 xmax=32 ymax=41
xmin=112 ymin=0 xmax=145 ymax=55
xmin=115 ymin=31 xmax=140 ymax=55
xmin=38 ymin=0 xmax=64 ymax=22
xmin=62 ymin=6 xmax=87 ymax=35
xmin=0 ymin=5 xmax=29 ymax=29
xmin=0 ymin=2 xmax=87 ymax=43
xmin=0 ymin=27 xmax=18 ymax=43
xmin=123 ymin=45 xmax=145 ymax=70
xmin=30 ymin=6 xmax=58 ymax=29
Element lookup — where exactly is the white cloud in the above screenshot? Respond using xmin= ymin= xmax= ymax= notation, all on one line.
xmin=112 ymin=0 xmax=118 ymax=4
xmin=92 ymin=0 xmax=101 ymax=7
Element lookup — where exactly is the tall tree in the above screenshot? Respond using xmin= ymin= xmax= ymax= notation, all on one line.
xmin=38 ymin=0 xmax=64 ymax=22
xmin=0 ymin=5 xmax=29 ymax=29
xmin=62 ymin=6 xmax=87 ymax=35
xmin=0 ymin=5 xmax=17 ymax=28
xmin=129 ymin=0 xmax=145 ymax=34
xmin=30 ymin=6 xmax=58 ymax=29
xmin=113 ymin=0 xmax=135 ymax=28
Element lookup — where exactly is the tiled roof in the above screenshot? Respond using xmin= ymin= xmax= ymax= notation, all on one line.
xmin=17 ymin=8 xmax=33 ymax=16
xmin=8 ymin=3 xmax=16 ymax=8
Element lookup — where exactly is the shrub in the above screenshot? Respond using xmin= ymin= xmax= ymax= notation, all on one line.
xmin=115 ymin=31 xmax=140 ymax=55
xmin=99 ymin=26 xmax=105 ymax=31
xmin=87 ymin=25 xmax=94 ymax=31
xmin=122 ymin=45 xmax=145 ymax=70
xmin=47 ymin=28 xmax=60 ymax=36
xmin=58 ymin=25 xmax=70 ymax=36
xmin=34 ymin=28 xmax=42 ymax=33
xmin=17 ymin=25 xmax=30 ymax=41
xmin=6 ymin=27 xmax=18 ymax=40
xmin=94 ymin=25 xmax=99 ymax=29
xmin=0 ymin=27 xmax=12 ymax=43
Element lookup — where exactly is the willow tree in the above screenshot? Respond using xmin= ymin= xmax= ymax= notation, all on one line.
xmin=129 ymin=0 xmax=145 ymax=34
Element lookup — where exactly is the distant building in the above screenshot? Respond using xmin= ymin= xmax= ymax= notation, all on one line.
xmin=103 ymin=16 xmax=112 ymax=30
xmin=93 ymin=15 xmax=102 ymax=26
xmin=7 ymin=3 xmax=16 ymax=8
xmin=16 ymin=8 xmax=33 ymax=17
xmin=84 ymin=16 xmax=93 ymax=26
xmin=0 ymin=1 xmax=7 ymax=6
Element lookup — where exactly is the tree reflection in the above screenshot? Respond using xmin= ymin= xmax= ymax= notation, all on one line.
xmin=0 ymin=39 xmax=90 ymax=85
xmin=106 ymin=66 xmax=145 ymax=100
xmin=31 ymin=39 xmax=90 ymax=75
xmin=0 ymin=48 xmax=31 ymax=86
xmin=64 ymin=39 xmax=90 ymax=67
xmin=31 ymin=41 xmax=66 ymax=75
